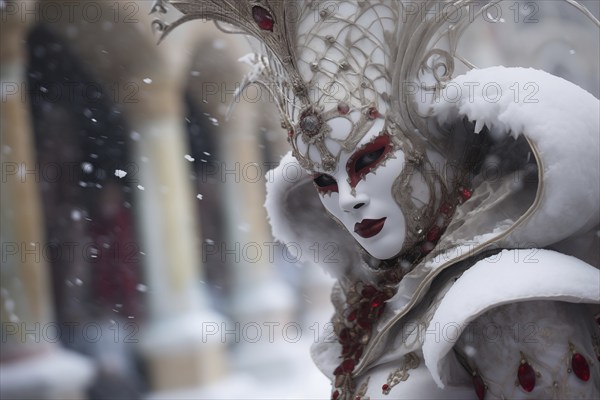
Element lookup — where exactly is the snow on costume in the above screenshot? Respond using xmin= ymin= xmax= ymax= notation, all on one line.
xmin=153 ymin=1 xmax=600 ymax=398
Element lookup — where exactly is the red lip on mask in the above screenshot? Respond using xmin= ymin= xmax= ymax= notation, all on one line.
xmin=354 ymin=218 xmax=386 ymax=238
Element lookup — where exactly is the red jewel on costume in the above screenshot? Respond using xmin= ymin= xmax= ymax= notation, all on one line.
xmin=361 ymin=285 xmax=377 ymax=297
xmin=382 ymin=383 xmax=390 ymax=394
xmin=517 ymin=360 xmax=536 ymax=392
xmin=347 ymin=310 xmax=357 ymax=322
xmin=331 ymin=389 xmax=340 ymax=400
xmin=357 ymin=317 xmax=372 ymax=330
xmin=426 ymin=226 xmax=441 ymax=242
xmin=459 ymin=186 xmax=472 ymax=201
xmin=439 ymin=202 xmax=452 ymax=215
xmin=571 ymin=353 xmax=590 ymax=381
xmin=341 ymin=358 xmax=356 ymax=373
xmin=472 ymin=373 xmax=486 ymax=400
xmin=367 ymin=107 xmax=380 ymax=120
xmin=252 ymin=6 xmax=274 ymax=31
xmin=421 ymin=241 xmax=435 ymax=254
xmin=339 ymin=327 xmax=351 ymax=343
xmin=338 ymin=102 xmax=350 ymax=115
xmin=370 ymin=294 xmax=386 ymax=309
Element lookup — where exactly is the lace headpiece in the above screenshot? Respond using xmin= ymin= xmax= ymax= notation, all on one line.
xmin=151 ymin=0 xmax=436 ymax=172
xmin=151 ymin=0 xmax=600 ymax=144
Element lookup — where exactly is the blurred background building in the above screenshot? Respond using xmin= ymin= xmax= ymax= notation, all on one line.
xmin=1 ymin=1 xmax=598 ymax=399
xmin=1 ymin=1 xmax=334 ymax=398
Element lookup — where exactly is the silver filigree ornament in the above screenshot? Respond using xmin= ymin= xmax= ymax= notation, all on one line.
xmin=150 ymin=0 xmax=169 ymax=34
xmin=151 ymin=1 xmax=414 ymax=173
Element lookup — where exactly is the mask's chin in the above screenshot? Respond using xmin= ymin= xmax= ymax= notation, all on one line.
xmin=353 ymin=221 xmax=407 ymax=261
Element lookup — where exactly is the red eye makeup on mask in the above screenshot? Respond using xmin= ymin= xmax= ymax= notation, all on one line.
xmin=347 ymin=133 xmax=393 ymax=187
xmin=312 ymin=133 xmax=393 ymax=195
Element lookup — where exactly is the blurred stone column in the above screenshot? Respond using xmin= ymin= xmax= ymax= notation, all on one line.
xmin=185 ymin=29 xmax=296 ymax=376
xmin=14 ymin=0 xmax=229 ymax=393
xmin=115 ymin=19 xmax=228 ymax=392
xmin=186 ymin=29 xmax=296 ymax=322
xmin=0 ymin=2 xmax=94 ymax=399
xmin=221 ymin=105 xmax=296 ymax=323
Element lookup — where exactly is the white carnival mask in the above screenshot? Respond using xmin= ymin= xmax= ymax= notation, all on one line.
xmin=310 ymin=116 xmax=437 ymax=259
xmin=312 ymin=118 xmax=409 ymax=259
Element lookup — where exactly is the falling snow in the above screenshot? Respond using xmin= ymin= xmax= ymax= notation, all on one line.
xmin=70 ymin=209 xmax=82 ymax=221
xmin=81 ymin=162 xmax=93 ymax=173
xmin=136 ymin=284 xmax=148 ymax=293
xmin=184 ymin=154 xmax=195 ymax=162
xmin=114 ymin=169 xmax=127 ymax=178
xmin=238 ymin=223 xmax=250 ymax=232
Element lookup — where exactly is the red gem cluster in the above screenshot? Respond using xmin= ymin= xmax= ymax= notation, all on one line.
xmin=331 ymin=283 xmax=394 ymax=399
xmin=330 ymin=187 xmax=473 ymax=399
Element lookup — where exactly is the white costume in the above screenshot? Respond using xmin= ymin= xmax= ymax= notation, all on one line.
xmin=155 ymin=1 xmax=600 ymax=398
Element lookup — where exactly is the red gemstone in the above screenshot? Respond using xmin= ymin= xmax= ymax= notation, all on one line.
xmin=367 ymin=107 xmax=380 ymax=119
xmin=427 ymin=226 xmax=441 ymax=242
xmin=439 ymin=202 xmax=452 ymax=214
xmin=459 ymin=187 xmax=472 ymax=201
xmin=331 ymin=389 xmax=340 ymax=400
xmin=421 ymin=241 xmax=434 ymax=254
xmin=517 ymin=361 xmax=536 ymax=392
xmin=252 ymin=6 xmax=274 ymax=31
xmin=347 ymin=310 xmax=357 ymax=322
xmin=361 ymin=285 xmax=376 ymax=297
xmin=371 ymin=295 xmax=385 ymax=308
xmin=338 ymin=328 xmax=351 ymax=343
xmin=338 ymin=102 xmax=350 ymax=115
xmin=382 ymin=383 xmax=390 ymax=393
xmin=342 ymin=343 xmax=350 ymax=356
xmin=357 ymin=317 xmax=372 ymax=330
xmin=472 ymin=373 xmax=486 ymax=400
xmin=358 ymin=302 xmax=371 ymax=319
xmin=571 ymin=353 xmax=590 ymax=381
xmin=341 ymin=358 xmax=356 ymax=373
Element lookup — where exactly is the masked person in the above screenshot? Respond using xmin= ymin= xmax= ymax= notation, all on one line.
xmin=153 ymin=1 xmax=600 ymax=398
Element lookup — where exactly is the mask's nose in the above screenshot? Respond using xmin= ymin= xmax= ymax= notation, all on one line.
xmin=338 ymin=181 xmax=369 ymax=212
